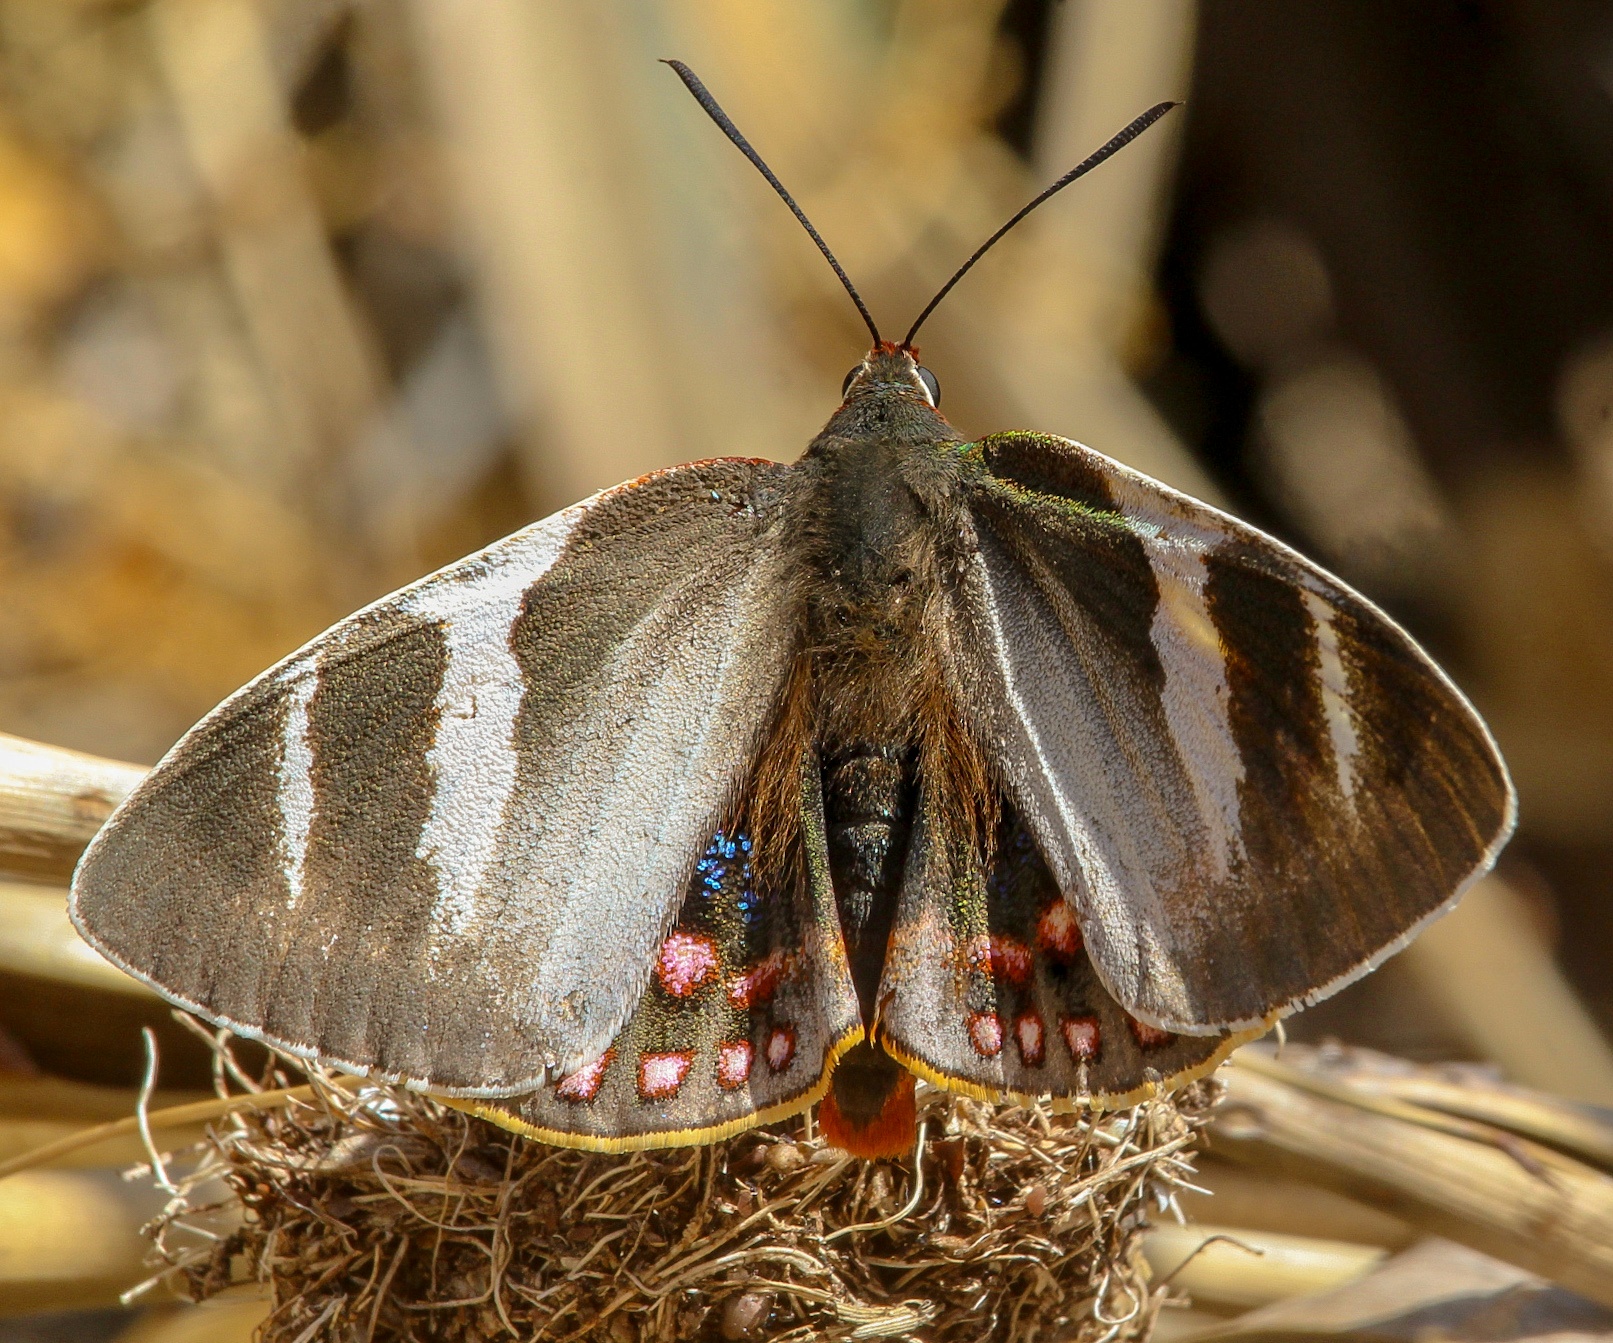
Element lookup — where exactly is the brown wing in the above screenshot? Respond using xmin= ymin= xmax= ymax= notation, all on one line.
xmin=71 ymin=460 xmax=802 ymax=1097
xmin=941 ymin=431 xmax=1513 ymax=1034
xmin=878 ymin=787 xmax=1250 ymax=1105
xmin=468 ymin=755 xmax=863 ymax=1151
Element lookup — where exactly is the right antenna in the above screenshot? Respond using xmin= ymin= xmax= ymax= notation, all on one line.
xmin=901 ymin=101 xmax=1180 ymax=349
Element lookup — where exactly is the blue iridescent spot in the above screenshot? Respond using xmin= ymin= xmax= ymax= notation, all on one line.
xmin=696 ymin=829 xmax=760 ymax=920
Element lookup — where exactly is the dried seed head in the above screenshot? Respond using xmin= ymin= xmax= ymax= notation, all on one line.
xmin=144 ymin=1028 xmax=1222 ymax=1343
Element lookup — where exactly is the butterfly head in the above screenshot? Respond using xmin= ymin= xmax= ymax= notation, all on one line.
xmin=840 ymin=342 xmax=940 ymax=409
xmin=819 ymin=343 xmax=952 ymax=445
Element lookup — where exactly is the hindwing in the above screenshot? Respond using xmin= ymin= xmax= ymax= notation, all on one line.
xmin=469 ymin=755 xmax=862 ymax=1150
xmin=944 ymin=431 xmax=1514 ymax=1035
xmin=70 ymin=460 xmax=801 ymax=1096
xmin=877 ymin=785 xmax=1248 ymax=1105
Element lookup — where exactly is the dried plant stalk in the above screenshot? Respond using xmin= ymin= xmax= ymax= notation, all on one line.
xmin=0 ymin=1167 xmax=167 ymax=1313
xmin=1140 ymin=1221 xmax=1385 ymax=1311
xmin=0 ymin=734 xmax=144 ymax=885
xmin=1310 ymin=1049 xmax=1613 ymax=1171
xmin=145 ymin=1033 xmax=1221 ymax=1343
xmin=0 ymin=881 xmax=156 ymax=999
xmin=1213 ymin=1052 xmax=1613 ymax=1307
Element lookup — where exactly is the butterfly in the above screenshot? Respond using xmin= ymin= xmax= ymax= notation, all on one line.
xmin=68 ymin=65 xmax=1513 ymax=1159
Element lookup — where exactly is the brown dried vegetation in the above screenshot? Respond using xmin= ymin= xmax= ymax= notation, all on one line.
xmin=147 ymin=1034 xmax=1219 ymax=1343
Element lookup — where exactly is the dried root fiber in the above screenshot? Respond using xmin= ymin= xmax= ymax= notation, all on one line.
xmin=145 ymin=1035 xmax=1219 ymax=1343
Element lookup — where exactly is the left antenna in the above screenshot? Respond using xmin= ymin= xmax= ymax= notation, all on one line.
xmin=664 ymin=60 xmax=882 ymax=347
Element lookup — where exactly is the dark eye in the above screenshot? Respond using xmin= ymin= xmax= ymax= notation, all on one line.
xmin=841 ymin=366 xmax=861 ymax=398
xmin=916 ymin=365 xmax=940 ymax=407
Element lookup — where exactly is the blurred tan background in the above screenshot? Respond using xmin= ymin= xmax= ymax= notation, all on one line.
xmin=0 ymin=0 xmax=1607 ymax=1100
xmin=0 ymin=2 xmax=1609 ymax=1338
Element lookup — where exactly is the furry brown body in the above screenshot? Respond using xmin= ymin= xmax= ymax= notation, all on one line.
xmin=783 ymin=347 xmax=971 ymax=1154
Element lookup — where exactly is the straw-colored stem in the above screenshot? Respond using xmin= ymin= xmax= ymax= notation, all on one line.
xmin=149 ymin=0 xmax=385 ymax=507
xmin=0 ymin=881 xmax=156 ymax=998
xmin=1140 ymin=1222 xmax=1385 ymax=1310
xmin=0 ymin=1085 xmax=319 ymax=1182
xmin=1330 ymin=1070 xmax=1613 ymax=1171
xmin=1214 ymin=1058 xmax=1613 ymax=1306
xmin=115 ymin=1295 xmax=270 ymax=1343
xmin=0 ymin=1168 xmax=172 ymax=1314
xmin=1399 ymin=873 xmax=1613 ymax=1105
xmin=0 ymin=734 xmax=145 ymax=885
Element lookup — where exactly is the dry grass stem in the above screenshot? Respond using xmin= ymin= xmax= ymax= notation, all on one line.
xmin=0 ymin=734 xmax=146 ymax=885
xmin=145 ymin=1029 xmax=1221 ymax=1343
xmin=1215 ymin=1047 xmax=1613 ymax=1307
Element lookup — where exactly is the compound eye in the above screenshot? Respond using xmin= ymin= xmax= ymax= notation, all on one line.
xmin=916 ymin=365 xmax=940 ymax=407
xmin=841 ymin=365 xmax=861 ymax=398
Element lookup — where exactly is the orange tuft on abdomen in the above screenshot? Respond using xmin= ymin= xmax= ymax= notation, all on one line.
xmin=818 ymin=1061 xmax=916 ymax=1159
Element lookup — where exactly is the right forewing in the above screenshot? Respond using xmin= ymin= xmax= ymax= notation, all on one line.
xmin=942 ymin=433 xmax=1512 ymax=1036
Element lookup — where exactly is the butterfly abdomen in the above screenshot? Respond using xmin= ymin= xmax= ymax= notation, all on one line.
xmin=817 ymin=1039 xmax=916 ymax=1159
xmin=817 ymin=744 xmax=922 ymax=1157
xmin=823 ymin=745 xmax=914 ymax=1016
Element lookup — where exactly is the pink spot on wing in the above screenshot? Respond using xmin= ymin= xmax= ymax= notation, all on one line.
xmin=727 ymin=949 xmax=788 ymax=1009
xmin=1035 ymin=902 xmax=1083 ymax=962
xmin=765 ymin=1025 xmax=796 ymax=1073
xmin=716 ymin=1040 xmax=754 ymax=1090
xmin=637 ymin=1050 xmax=692 ymax=1099
xmin=1128 ymin=1018 xmax=1175 ymax=1049
xmin=555 ymin=1048 xmax=614 ymax=1102
xmin=1061 ymin=1016 xmax=1101 ymax=1061
xmin=656 ymin=932 xmax=719 ymax=998
xmin=967 ymin=1011 xmax=1003 ymax=1058
xmin=1015 ymin=1012 xmax=1046 ymax=1066
xmin=964 ymin=934 xmax=1033 ymax=986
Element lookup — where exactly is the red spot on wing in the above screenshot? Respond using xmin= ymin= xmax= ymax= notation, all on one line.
xmin=964 ymin=934 xmax=1033 ymax=986
xmin=1128 ymin=1018 xmax=1175 ymax=1049
xmin=555 ymin=1048 xmax=614 ymax=1102
xmin=1035 ymin=902 xmax=1083 ymax=962
xmin=967 ymin=1011 xmax=1003 ymax=1058
xmin=1061 ymin=1015 xmax=1101 ymax=1061
xmin=727 ymin=949 xmax=788 ymax=1009
xmin=716 ymin=1040 xmax=754 ymax=1090
xmin=818 ymin=1068 xmax=917 ymax=1159
xmin=656 ymin=932 xmax=719 ymax=998
xmin=1014 ymin=1012 xmax=1046 ymax=1066
xmin=765 ymin=1025 xmax=797 ymax=1073
xmin=637 ymin=1051 xmax=693 ymax=1099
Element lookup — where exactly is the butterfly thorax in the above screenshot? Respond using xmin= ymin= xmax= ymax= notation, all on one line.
xmin=791 ymin=348 xmax=964 ymax=743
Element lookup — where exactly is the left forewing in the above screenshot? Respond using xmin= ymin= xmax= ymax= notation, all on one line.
xmin=70 ymin=459 xmax=801 ymax=1096
xmin=945 ymin=431 xmax=1514 ymax=1035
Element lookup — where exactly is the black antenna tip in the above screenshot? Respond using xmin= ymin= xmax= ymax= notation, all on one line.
xmin=664 ymin=59 xmax=882 ymax=347
xmin=901 ymin=100 xmax=1181 ymax=348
